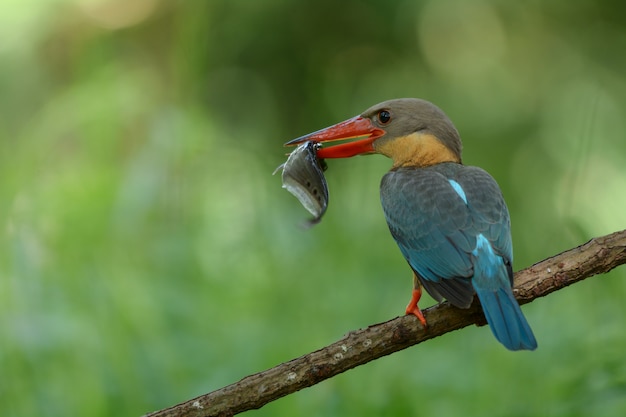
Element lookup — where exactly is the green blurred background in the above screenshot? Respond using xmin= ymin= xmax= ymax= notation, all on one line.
xmin=2 ymin=0 xmax=626 ymax=416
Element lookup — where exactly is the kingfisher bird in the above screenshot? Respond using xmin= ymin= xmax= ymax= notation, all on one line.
xmin=286 ymin=98 xmax=537 ymax=351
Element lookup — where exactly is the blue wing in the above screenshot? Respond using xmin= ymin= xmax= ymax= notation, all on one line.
xmin=381 ymin=163 xmax=510 ymax=307
xmin=381 ymin=163 xmax=536 ymax=350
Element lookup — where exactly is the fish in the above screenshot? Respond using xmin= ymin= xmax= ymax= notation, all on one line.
xmin=274 ymin=141 xmax=329 ymax=226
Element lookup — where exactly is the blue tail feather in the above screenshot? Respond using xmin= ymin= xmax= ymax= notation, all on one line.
xmin=474 ymin=285 xmax=537 ymax=351
xmin=471 ymin=234 xmax=537 ymax=351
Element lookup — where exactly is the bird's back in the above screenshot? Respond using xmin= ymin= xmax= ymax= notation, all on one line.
xmin=380 ymin=162 xmax=513 ymax=308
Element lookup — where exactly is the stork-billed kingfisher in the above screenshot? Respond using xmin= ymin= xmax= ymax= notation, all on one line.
xmin=286 ymin=98 xmax=537 ymax=351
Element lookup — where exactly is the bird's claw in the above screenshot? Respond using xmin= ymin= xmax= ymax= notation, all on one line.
xmin=405 ymin=287 xmax=428 ymax=328
xmin=406 ymin=304 xmax=427 ymax=328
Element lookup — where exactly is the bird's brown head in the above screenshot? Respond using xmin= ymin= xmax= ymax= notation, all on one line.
xmin=285 ymin=98 xmax=462 ymax=169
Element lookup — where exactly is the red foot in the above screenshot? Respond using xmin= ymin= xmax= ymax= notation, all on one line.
xmin=405 ymin=287 xmax=427 ymax=327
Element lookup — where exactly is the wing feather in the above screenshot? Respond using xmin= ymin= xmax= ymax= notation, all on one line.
xmin=380 ymin=163 xmax=511 ymax=308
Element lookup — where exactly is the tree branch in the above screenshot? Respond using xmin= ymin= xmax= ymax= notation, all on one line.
xmin=144 ymin=229 xmax=626 ymax=417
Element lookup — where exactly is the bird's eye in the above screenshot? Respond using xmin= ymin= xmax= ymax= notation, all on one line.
xmin=378 ymin=110 xmax=391 ymax=124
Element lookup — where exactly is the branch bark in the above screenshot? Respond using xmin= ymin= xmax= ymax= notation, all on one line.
xmin=144 ymin=229 xmax=626 ymax=417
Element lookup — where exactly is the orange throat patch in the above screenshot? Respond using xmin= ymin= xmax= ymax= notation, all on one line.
xmin=374 ymin=132 xmax=461 ymax=169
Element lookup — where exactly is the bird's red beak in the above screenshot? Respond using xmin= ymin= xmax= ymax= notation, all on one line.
xmin=285 ymin=116 xmax=385 ymax=158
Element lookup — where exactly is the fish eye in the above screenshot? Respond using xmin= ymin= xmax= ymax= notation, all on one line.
xmin=378 ymin=110 xmax=391 ymax=124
